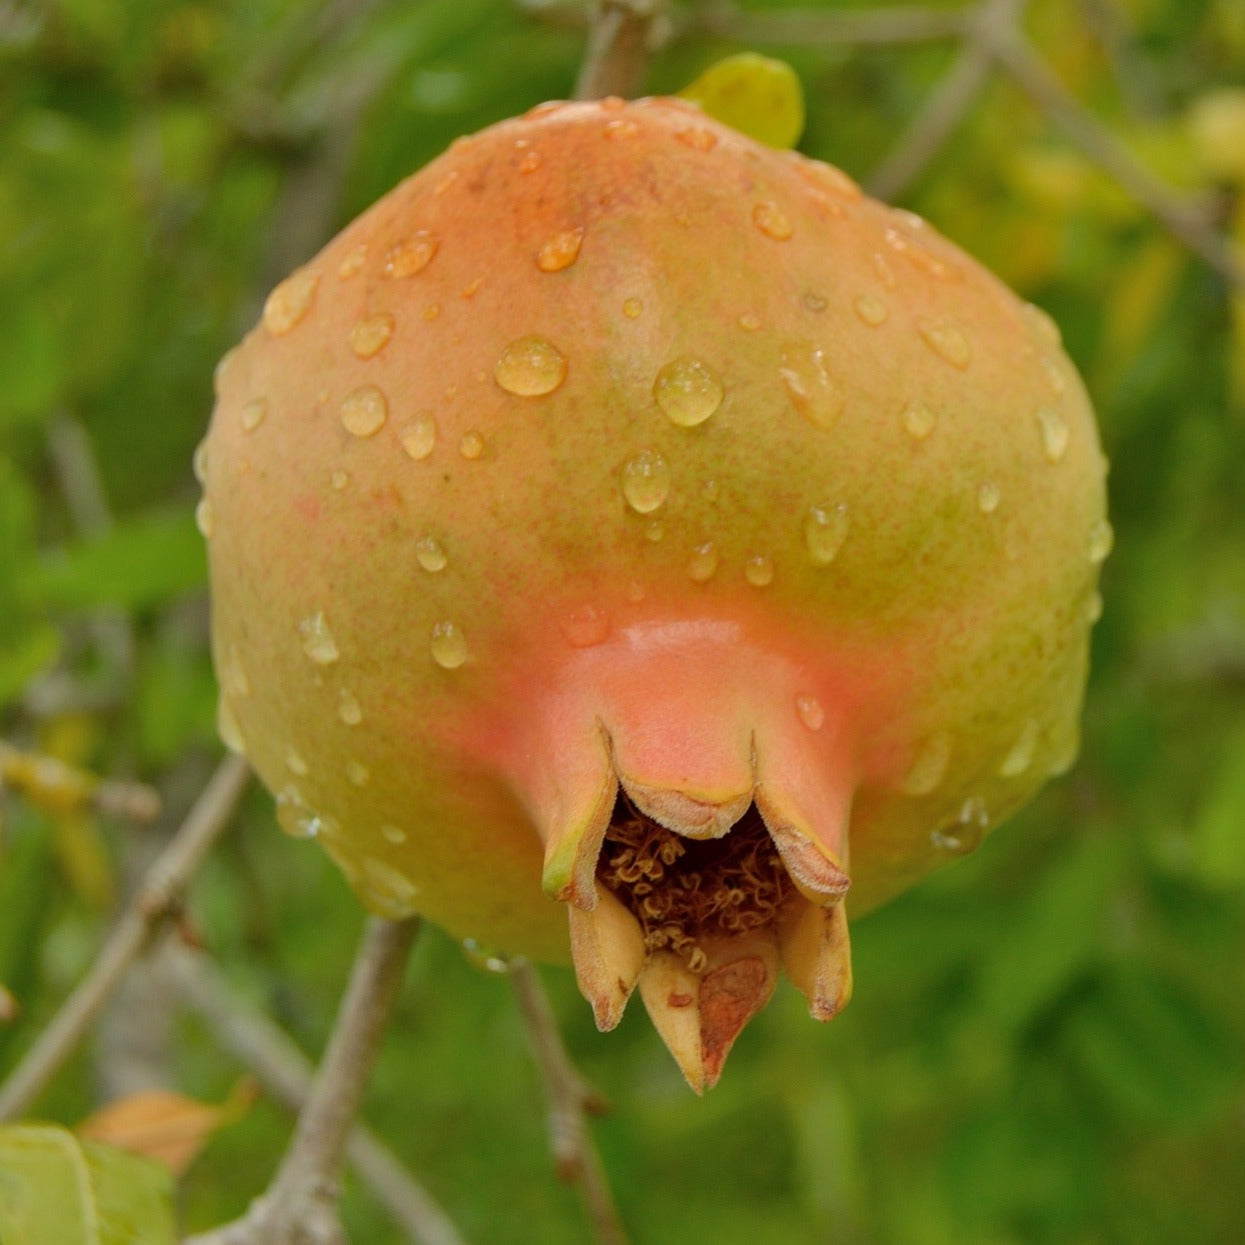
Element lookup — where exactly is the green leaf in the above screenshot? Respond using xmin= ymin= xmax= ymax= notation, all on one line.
xmin=678 ymin=53 xmax=805 ymax=150
xmin=34 ymin=509 xmax=206 ymax=613
xmin=0 ymin=1124 xmax=176 ymax=1245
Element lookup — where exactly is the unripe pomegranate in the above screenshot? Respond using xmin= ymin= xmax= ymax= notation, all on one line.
xmin=200 ymin=96 xmax=1109 ymax=1091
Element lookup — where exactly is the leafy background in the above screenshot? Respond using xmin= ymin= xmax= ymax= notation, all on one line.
xmin=2 ymin=0 xmax=1244 ymax=1242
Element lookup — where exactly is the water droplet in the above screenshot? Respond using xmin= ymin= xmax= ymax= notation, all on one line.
xmin=806 ymin=161 xmax=861 ymax=201
xmin=461 ymin=937 xmax=512 ymax=973
xmin=803 ymin=291 xmax=828 ymax=313
xmin=604 ymin=117 xmax=639 ymax=138
xmin=752 ymin=201 xmax=794 ymax=240
xmin=331 ymin=469 xmax=350 ymax=491
xmin=338 ymin=243 xmax=367 ymax=278
xmin=194 ymin=497 xmax=214 ymax=537
xmin=349 ymin=313 xmax=395 ymax=359
xmin=1086 ymin=590 xmax=1104 ymax=623
xmin=338 ymin=688 xmax=363 ymax=726
xmin=884 ymin=227 xmax=957 ymax=280
xmin=192 ymin=440 xmax=209 ymax=484
xmin=383 ymin=232 xmax=438 ymax=277
xmin=676 ymin=127 xmax=718 ymax=151
xmin=518 ymin=150 xmax=541 ymax=174
xmin=644 ymin=518 xmax=664 ymax=542
xmin=561 ymin=604 xmax=610 ymax=648
xmin=623 ymin=297 xmax=643 ymax=319
xmin=276 ymin=785 xmax=322 ymax=839
xmin=873 ymin=253 xmax=898 ymax=290
xmin=999 ymin=719 xmax=1038 ymax=777
xmin=1023 ymin=301 xmax=1061 ymax=345
xmin=434 ymin=169 xmax=459 ymax=195
xmin=1040 ymin=354 xmax=1067 ymax=395
xmin=917 ymin=319 xmax=971 ymax=369
xmin=241 ymin=398 xmax=268 ymax=432
xmin=459 ymin=431 xmax=485 ymax=460
xmin=804 ymin=503 xmax=849 ymax=566
xmin=600 ymin=95 xmax=626 ymax=111
xmin=299 ymin=612 xmax=339 ymax=664
xmin=901 ymin=732 xmax=952 ymax=795
xmin=687 ymin=540 xmax=718 ymax=582
xmin=738 ymin=313 xmax=761 ymax=332
xmin=653 ymin=357 xmax=724 ymax=427
xmin=286 ymin=747 xmax=309 ymax=776
xmin=406 ymin=535 xmax=446 ymax=575
xmin=1087 ymin=517 xmax=1114 ymax=563
xmin=495 ymin=335 xmax=567 ymax=396
xmin=931 ymin=796 xmax=989 ymax=854
xmin=263 ymin=269 xmax=318 ymax=334
xmin=460 ymin=277 xmax=483 ymax=298
xmin=853 ymin=294 xmax=888 ymax=326
xmin=620 ymin=449 xmax=671 ymax=514
xmin=977 ymin=481 xmax=1001 ymax=514
xmin=430 ymin=621 xmax=468 ymax=669
xmin=381 ymin=823 xmax=407 ymax=845
xmin=901 ymin=403 xmax=936 ymax=440
xmin=361 ymin=857 xmax=420 ymax=917
xmin=779 ymin=342 xmax=843 ymax=429
xmin=1036 ymin=405 xmax=1069 ymax=462
xmin=536 ymin=227 xmax=585 ymax=272
xmin=340 ymin=385 xmax=388 ymax=438
xmin=744 ymin=554 xmax=774 ymax=587
xmin=347 ymin=759 xmax=370 ymax=787
xmin=217 ymin=695 xmax=245 ymax=753
xmin=796 ymin=694 xmax=825 ymax=732
xmin=400 ymin=413 xmax=437 ymax=460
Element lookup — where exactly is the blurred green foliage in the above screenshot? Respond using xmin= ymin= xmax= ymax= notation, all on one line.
xmin=2 ymin=1 xmax=1244 ymax=1242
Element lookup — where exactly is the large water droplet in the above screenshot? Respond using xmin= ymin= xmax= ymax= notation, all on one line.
xmin=753 ymin=201 xmax=794 ymax=240
xmin=744 ymin=554 xmax=774 ymax=587
xmin=653 ymin=357 xmax=724 ymax=427
xmin=340 ymin=386 xmax=388 ymax=438
xmin=495 ymin=336 xmax=567 ymax=396
xmin=349 ymin=313 xmax=395 ymax=359
xmin=275 ymin=785 xmax=322 ymax=839
xmin=779 ymin=342 xmax=843 ymax=429
xmin=430 ymin=621 xmax=468 ymax=669
xmin=676 ymin=127 xmax=718 ymax=151
xmin=561 ymin=604 xmax=611 ymax=649
xmin=853 ymin=294 xmax=888 ymax=326
xmin=621 ymin=449 xmax=671 ymax=514
xmin=338 ymin=244 xmax=367 ymax=279
xmin=383 ymin=232 xmax=438 ymax=277
xmin=400 ymin=413 xmax=437 ymax=460
xmin=796 ymin=694 xmax=825 ymax=732
xmin=931 ymin=796 xmax=988 ymax=854
xmin=686 ymin=540 xmax=717 ymax=583
xmin=804 ymin=503 xmax=849 ymax=566
xmin=415 ymin=535 xmax=448 ymax=572
xmin=917 ymin=319 xmax=971 ymax=369
xmin=299 ymin=612 xmax=340 ymax=664
xmin=194 ymin=497 xmax=214 ymax=538
xmin=241 ymin=398 xmax=268 ymax=432
xmin=338 ymin=688 xmax=363 ymax=726
xmin=263 ymin=269 xmax=319 ymax=334
xmin=977 ymin=481 xmax=1001 ymax=514
xmin=1036 ymin=405 xmax=1069 ymax=462
xmin=999 ymin=719 xmax=1038 ymax=777
xmin=1087 ymin=517 xmax=1114 ymax=563
xmin=901 ymin=732 xmax=952 ymax=795
xmin=536 ymin=227 xmax=585 ymax=272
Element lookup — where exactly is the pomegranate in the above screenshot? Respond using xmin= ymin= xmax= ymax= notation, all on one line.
xmin=199 ymin=96 xmax=1109 ymax=1090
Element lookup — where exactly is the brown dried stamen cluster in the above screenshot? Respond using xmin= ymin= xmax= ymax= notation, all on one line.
xmin=597 ymin=799 xmax=794 ymax=973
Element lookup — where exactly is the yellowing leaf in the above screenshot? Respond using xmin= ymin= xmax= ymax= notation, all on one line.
xmin=679 ymin=53 xmax=805 ymax=150
xmin=76 ymin=1080 xmax=259 ymax=1177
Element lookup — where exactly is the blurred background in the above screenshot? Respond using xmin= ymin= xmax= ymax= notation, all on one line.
xmin=1 ymin=0 xmax=1244 ymax=1242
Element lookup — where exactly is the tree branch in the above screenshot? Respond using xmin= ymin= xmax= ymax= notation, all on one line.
xmin=573 ymin=0 xmax=665 ymax=102
xmin=0 ymin=754 xmax=251 ymax=1122
xmin=185 ymin=918 xmax=420 ymax=1245
xmin=509 ymin=960 xmax=626 ymax=1245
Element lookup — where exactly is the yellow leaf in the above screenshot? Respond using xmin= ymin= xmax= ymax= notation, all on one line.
xmin=76 ymin=1080 xmax=259 ymax=1177
xmin=678 ymin=53 xmax=805 ymax=150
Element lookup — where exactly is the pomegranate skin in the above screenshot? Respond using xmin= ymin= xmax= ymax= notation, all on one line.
xmin=201 ymin=97 xmax=1107 ymax=1002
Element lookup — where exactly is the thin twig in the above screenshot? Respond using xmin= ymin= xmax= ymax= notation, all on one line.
xmin=185 ymin=918 xmax=421 ymax=1245
xmin=989 ymin=27 xmax=1245 ymax=288
xmin=0 ymin=755 xmax=251 ymax=1122
xmin=509 ymin=960 xmax=626 ymax=1245
xmin=169 ymin=943 xmax=467 ymax=1245
xmin=573 ymin=0 xmax=665 ymax=102
xmin=0 ymin=740 xmax=162 ymax=825
xmin=866 ymin=0 xmax=1023 ymax=200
